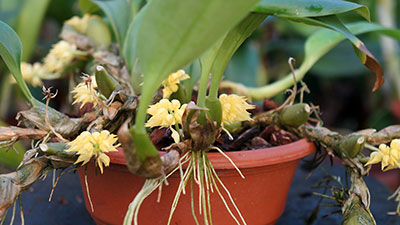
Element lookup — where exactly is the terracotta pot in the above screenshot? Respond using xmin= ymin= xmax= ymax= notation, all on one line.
xmin=78 ymin=138 xmax=315 ymax=225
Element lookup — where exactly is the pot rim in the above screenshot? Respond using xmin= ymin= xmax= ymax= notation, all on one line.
xmin=107 ymin=138 xmax=315 ymax=169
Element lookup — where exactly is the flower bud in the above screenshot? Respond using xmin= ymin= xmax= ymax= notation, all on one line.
xmin=279 ymin=103 xmax=311 ymax=127
xmin=86 ymin=15 xmax=111 ymax=47
xmin=95 ymin=65 xmax=122 ymax=98
xmin=339 ymin=135 xmax=366 ymax=158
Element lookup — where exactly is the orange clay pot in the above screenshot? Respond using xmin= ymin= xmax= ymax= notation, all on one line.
xmin=78 ymin=138 xmax=315 ymax=225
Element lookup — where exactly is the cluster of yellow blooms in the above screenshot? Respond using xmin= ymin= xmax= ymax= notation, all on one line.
xmin=65 ymin=14 xmax=90 ymax=34
xmin=66 ymin=130 xmax=120 ymax=174
xmin=18 ymin=40 xmax=78 ymax=87
xmin=145 ymin=70 xmax=255 ymax=143
xmin=43 ymin=40 xmax=78 ymax=74
xmin=145 ymin=99 xmax=187 ymax=143
xmin=18 ymin=62 xmax=46 ymax=87
xmin=161 ymin=69 xmax=190 ymax=98
xmin=219 ymin=94 xmax=255 ymax=125
xmin=16 ymin=14 xmax=87 ymax=87
xmin=365 ymin=139 xmax=400 ymax=171
xmin=68 ymin=68 xmax=255 ymax=172
xmin=71 ymin=76 xmax=99 ymax=109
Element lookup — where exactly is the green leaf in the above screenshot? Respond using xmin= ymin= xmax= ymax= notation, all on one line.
xmin=92 ymin=0 xmax=130 ymax=48
xmin=132 ymin=0 xmax=261 ymax=169
xmin=246 ymin=22 xmax=400 ymax=100
xmin=86 ymin=15 xmax=112 ymax=47
xmin=0 ymin=0 xmax=25 ymax=27
xmin=122 ymin=5 xmax=146 ymax=72
xmin=122 ymin=5 xmax=147 ymax=93
xmin=250 ymin=0 xmax=382 ymax=90
xmin=315 ymin=16 xmax=383 ymax=91
xmin=79 ymin=0 xmax=100 ymax=13
xmin=284 ymin=15 xmax=383 ymax=91
xmin=0 ymin=20 xmax=33 ymax=104
xmin=309 ymin=41 xmax=374 ymax=77
xmin=16 ymin=0 xmax=51 ymax=61
xmin=137 ymin=0 xmax=261 ymax=91
xmin=253 ymin=0 xmax=370 ymax=20
xmin=136 ymin=0 xmax=261 ymax=128
xmin=208 ymin=13 xmax=267 ymax=99
xmin=129 ymin=0 xmax=144 ymax=17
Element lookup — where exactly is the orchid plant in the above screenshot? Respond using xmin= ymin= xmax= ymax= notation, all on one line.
xmin=1 ymin=0 xmax=400 ymax=225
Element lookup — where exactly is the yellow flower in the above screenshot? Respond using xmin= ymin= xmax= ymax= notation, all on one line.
xmin=219 ymin=94 xmax=255 ymax=125
xmin=365 ymin=139 xmax=400 ymax=171
xmin=66 ymin=130 xmax=120 ymax=173
xmin=14 ymin=62 xmax=46 ymax=87
xmin=71 ymin=76 xmax=98 ymax=108
xmin=161 ymin=70 xmax=190 ymax=98
xmin=65 ymin=14 xmax=90 ymax=34
xmin=43 ymin=40 xmax=77 ymax=74
xmin=145 ymin=99 xmax=187 ymax=143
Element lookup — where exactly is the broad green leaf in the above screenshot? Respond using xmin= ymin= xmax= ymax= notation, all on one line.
xmin=310 ymin=41 xmax=375 ymax=77
xmin=92 ymin=0 xmax=130 ymax=48
xmin=316 ymin=16 xmax=383 ymax=91
xmin=129 ymin=0 xmax=144 ymax=18
xmin=122 ymin=5 xmax=147 ymax=93
xmin=122 ymin=5 xmax=146 ymax=73
xmin=203 ymin=14 xmax=265 ymax=124
xmin=137 ymin=0 xmax=261 ymax=125
xmin=0 ymin=20 xmax=33 ymax=104
xmin=0 ymin=0 xmax=25 ymax=26
xmin=251 ymin=0 xmax=382 ymax=89
xmin=137 ymin=0 xmax=261 ymax=92
xmin=209 ymin=14 xmax=267 ymax=99
xmin=132 ymin=0 xmax=261 ymax=169
xmin=253 ymin=0 xmax=370 ymax=20
xmin=16 ymin=0 xmax=51 ymax=61
xmin=246 ymin=22 xmax=400 ymax=100
xmin=79 ymin=0 xmax=100 ymax=13
xmin=285 ymin=15 xmax=383 ymax=91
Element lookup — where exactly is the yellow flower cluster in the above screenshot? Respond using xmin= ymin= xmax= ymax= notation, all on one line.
xmin=66 ymin=130 xmax=120 ymax=173
xmin=71 ymin=76 xmax=98 ymax=109
xmin=43 ymin=40 xmax=78 ymax=74
xmin=18 ymin=62 xmax=46 ymax=87
xmin=65 ymin=14 xmax=90 ymax=34
xmin=219 ymin=94 xmax=255 ymax=125
xmin=13 ymin=41 xmax=78 ymax=86
xmin=161 ymin=70 xmax=190 ymax=98
xmin=365 ymin=139 xmax=400 ymax=171
xmin=145 ymin=99 xmax=187 ymax=143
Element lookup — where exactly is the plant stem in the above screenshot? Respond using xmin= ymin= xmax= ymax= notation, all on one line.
xmin=220 ymin=66 xmax=308 ymax=100
xmin=134 ymin=84 xmax=157 ymax=133
xmin=197 ymin=69 xmax=210 ymax=107
xmin=207 ymin=69 xmax=223 ymax=101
